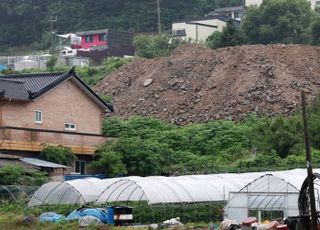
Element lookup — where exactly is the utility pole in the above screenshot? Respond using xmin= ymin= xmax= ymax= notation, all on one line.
xmin=301 ymin=91 xmax=318 ymax=230
xmin=49 ymin=16 xmax=58 ymax=54
xmin=157 ymin=0 xmax=161 ymax=34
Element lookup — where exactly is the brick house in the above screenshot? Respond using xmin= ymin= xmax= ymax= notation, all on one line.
xmin=0 ymin=68 xmax=112 ymax=174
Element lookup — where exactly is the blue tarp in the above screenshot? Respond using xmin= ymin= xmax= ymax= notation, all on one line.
xmin=64 ymin=174 xmax=107 ymax=181
xmin=39 ymin=212 xmax=63 ymax=223
xmin=66 ymin=208 xmax=109 ymax=223
xmin=0 ymin=64 xmax=7 ymax=71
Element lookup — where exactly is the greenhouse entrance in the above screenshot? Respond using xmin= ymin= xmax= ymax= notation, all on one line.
xmin=226 ymin=190 xmax=299 ymax=223
xmin=248 ymin=194 xmax=286 ymax=221
xmin=225 ymin=170 xmax=309 ymax=223
xmin=249 ymin=210 xmax=284 ymax=223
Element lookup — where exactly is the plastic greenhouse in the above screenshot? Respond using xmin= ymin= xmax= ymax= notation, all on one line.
xmin=28 ymin=169 xmax=319 ymax=223
xmin=96 ymin=173 xmax=265 ymax=205
xmin=225 ymin=168 xmax=320 ymax=223
xmin=28 ymin=173 xmax=264 ymax=207
xmin=28 ymin=177 xmax=121 ymax=207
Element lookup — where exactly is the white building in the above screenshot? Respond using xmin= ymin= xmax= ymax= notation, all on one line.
xmin=309 ymin=0 xmax=320 ymax=8
xmin=245 ymin=0 xmax=319 ymax=9
xmin=206 ymin=5 xmax=244 ymax=21
xmin=172 ymin=15 xmax=240 ymax=43
xmin=245 ymin=0 xmax=263 ymax=7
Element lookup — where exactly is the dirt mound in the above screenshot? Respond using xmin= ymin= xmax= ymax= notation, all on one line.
xmin=94 ymin=44 xmax=320 ymax=125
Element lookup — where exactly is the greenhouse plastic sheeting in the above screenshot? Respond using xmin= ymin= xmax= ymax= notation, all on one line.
xmin=96 ymin=173 xmax=265 ymax=205
xmin=29 ymin=169 xmax=316 ymax=208
xmin=28 ymin=177 xmax=121 ymax=207
xmin=225 ymin=168 xmax=320 ymax=223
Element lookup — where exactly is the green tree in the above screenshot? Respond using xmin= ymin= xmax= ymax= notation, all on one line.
xmin=89 ymin=143 xmax=127 ymax=176
xmin=0 ymin=165 xmax=48 ymax=186
xmin=76 ymin=57 xmax=133 ymax=86
xmin=40 ymin=145 xmax=77 ymax=166
xmin=250 ymin=116 xmax=303 ymax=158
xmin=113 ymin=137 xmax=163 ymax=176
xmin=0 ymin=0 xmax=242 ymax=53
xmin=237 ymin=151 xmax=283 ymax=172
xmin=207 ymin=19 xmax=244 ymax=49
xmin=308 ymin=96 xmax=320 ymax=148
xmin=97 ymin=117 xmax=254 ymax=175
xmin=103 ymin=116 xmax=174 ymax=138
xmin=93 ymin=112 xmax=320 ymax=174
xmin=134 ymin=33 xmax=187 ymax=58
xmin=46 ymin=55 xmax=57 ymax=71
xmin=242 ymin=0 xmax=313 ymax=44
xmin=310 ymin=16 xmax=320 ymax=45
xmin=206 ymin=31 xmax=223 ymax=49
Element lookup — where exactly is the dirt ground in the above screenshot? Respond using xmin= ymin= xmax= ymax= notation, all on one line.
xmin=95 ymin=44 xmax=320 ymax=125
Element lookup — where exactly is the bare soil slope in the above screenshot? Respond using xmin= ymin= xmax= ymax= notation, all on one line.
xmin=95 ymin=44 xmax=320 ymax=125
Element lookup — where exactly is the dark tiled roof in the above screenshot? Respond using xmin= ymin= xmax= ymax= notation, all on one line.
xmin=0 ymin=72 xmax=66 ymax=94
xmin=0 ymin=69 xmax=113 ymax=111
xmin=0 ymin=78 xmax=30 ymax=100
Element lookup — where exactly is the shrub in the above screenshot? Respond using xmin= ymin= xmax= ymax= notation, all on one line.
xmin=40 ymin=145 xmax=77 ymax=166
xmin=0 ymin=165 xmax=48 ymax=186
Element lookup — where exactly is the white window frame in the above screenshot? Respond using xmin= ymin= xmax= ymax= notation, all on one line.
xmin=34 ymin=110 xmax=42 ymax=124
xmin=64 ymin=123 xmax=77 ymax=131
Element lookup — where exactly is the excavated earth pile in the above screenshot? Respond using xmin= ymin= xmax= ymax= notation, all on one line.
xmin=94 ymin=44 xmax=320 ymax=125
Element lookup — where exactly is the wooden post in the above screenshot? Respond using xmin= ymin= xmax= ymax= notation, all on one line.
xmin=196 ymin=24 xmax=198 ymax=43
xmin=301 ymin=91 xmax=318 ymax=230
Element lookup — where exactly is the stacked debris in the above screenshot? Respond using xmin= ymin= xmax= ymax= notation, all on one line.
xmin=94 ymin=44 xmax=320 ymax=125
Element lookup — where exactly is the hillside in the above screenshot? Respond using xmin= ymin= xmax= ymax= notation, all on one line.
xmin=0 ymin=0 xmax=241 ymax=51
xmin=95 ymin=44 xmax=320 ymax=125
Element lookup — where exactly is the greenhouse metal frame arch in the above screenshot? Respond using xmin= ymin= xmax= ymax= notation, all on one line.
xmin=0 ymin=185 xmax=38 ymax=201
xmin=225 ymin=169 xmax=320 ymax=223
xmin=96 ymin=173 xmax=265 ymax=205
xmin=28 ymin=178 xmax=121 ymax=207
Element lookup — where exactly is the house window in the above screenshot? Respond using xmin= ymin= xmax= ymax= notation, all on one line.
xmin=75 ymin=160 xmax=86 ymax=175
xmin=99 ymin=33 xmax=107 ymax=41
xmin=34 ymin=110 xmax=42 ymax=124
xmin=85 ymin=35 xmax=93 ymax=43
xmin=234 ymin=11 xmax=240 ymax=19
xmin=173 ymin=29 xmax=186 ymax=37
xmin=64 ymin=123 xmax=77 ymax=131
